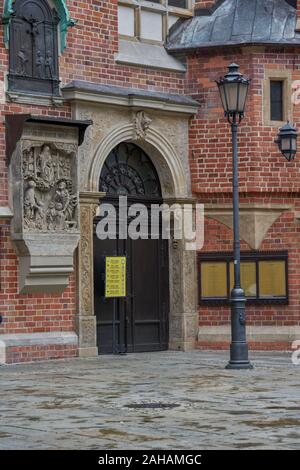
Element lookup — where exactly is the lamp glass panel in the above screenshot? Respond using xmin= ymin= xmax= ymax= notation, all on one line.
xmin=224 ymin=82 xmax=239 ymax=112
xmin=281 ymin=136 xmax=291 ymax=151
xmin=218 ymin=84 xmax=227 ymax=112
xmin=201 ymin=262 xmax=227 ymax=298
xmin=237 ymin=82 xmax=248 ymax=113
xmin=259 ymin=261 xmax=286 ymax=297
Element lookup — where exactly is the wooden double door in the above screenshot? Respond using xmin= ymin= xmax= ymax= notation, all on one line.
xmin=94 ymin=218 xmax=170 ymax=354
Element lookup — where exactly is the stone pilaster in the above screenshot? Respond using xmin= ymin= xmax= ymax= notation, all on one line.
xmin=77 ymin=191 xmax=105 ymax=357
xmin=168 ymin=199 xmax=198 ymax=351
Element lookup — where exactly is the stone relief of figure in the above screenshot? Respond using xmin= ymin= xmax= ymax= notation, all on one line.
xmin=24 ymin=14 xmax=43 ymax=41
xmin=54 ymin=203 xmax=66 ymax=230
xmin=45 ymin=50 xmax=53 ymax=79
xmin=133 ymin=111 xmax=152 ymax=141
xmin=23 ymin=148 xmax=35 ymax=177
xmin=38 ymin=145 xmax=55 ymax=185
xmin=55 ymin=180 xmax=78 ymax=224
xmin=24 ymin=179 xmax=45 ymax=229
xmin=46 ymin=202 xmax=56 ymax=231
xmin=35 ymin=50 xmax=44 ymax=78
xmin=17 ymin=48 xmax=28 ymax=76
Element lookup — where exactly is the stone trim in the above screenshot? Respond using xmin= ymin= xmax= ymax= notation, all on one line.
xmin=0 ymin=206 xmax=13 ymax=218
xmin=76 ymin=192 xmax=105 ymax=358
xmin=198 ymin=325 xmax=300 ymax=344
xmin=262 ymin=68 xmax=293 ymax=127
xmin=0 ymin=331 xmax=78 ymax=364
xmin=62 ymin=81 xmax=198 ymax=115
xmin=6 ymin=91 xmax=64 ymax=107
xmin=205 ymin=203 xmax=292 ymax=250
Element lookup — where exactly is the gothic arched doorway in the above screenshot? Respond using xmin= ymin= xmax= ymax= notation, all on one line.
xmin=94 ymin=142 xmax=169 ymax=354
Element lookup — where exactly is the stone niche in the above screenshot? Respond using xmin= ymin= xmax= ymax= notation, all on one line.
xmin=6 ymin=115 xmax=91 ymax=294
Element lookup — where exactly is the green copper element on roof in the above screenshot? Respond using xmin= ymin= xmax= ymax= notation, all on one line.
xmin=2 ymin=0 xmax=76 ymax=51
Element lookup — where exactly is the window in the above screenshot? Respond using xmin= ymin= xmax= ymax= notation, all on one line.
xmin=263 ymin=69 xmax=292 ymax=126
xmin=270 ymin=81 xmax=283 ymax=122
xmin=118 ymin=0 xmax=193 ymax=43
xmin=198 ymin=252 xmax=288 ymax=304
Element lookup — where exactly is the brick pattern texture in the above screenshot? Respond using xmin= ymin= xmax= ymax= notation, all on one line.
xmin=0 ymin=0 xmax=184 ymax=362
xmin=1 ymin=1 xmax=300 ymax=359
xmin=185 ymin=45 xmax=300 ymax=348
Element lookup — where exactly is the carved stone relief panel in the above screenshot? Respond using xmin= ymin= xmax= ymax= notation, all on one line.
xmin=22 ymin=141 xmax=78 ymax=233
xmin=9 ymin=123 xmax=82 ymax=294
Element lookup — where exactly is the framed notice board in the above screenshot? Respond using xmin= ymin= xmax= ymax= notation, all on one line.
xmin=105 ymin=256 xmax=127 ymax=298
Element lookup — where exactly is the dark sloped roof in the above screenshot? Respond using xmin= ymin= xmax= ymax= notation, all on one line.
xmin=167 ymin=0 xmax=300 ymax=52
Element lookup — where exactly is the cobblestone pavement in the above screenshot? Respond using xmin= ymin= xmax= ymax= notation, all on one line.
xmin=0 ymin=351 xmax=299 ymax=450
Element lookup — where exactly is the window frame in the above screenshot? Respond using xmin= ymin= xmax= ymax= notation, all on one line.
xmin=118 ymin=0 xmax=193 ymax=44
xmin=198 ymin=251 xmax=289 ymax=306
xmin=263 ymin=68 xmax=292 ymax=126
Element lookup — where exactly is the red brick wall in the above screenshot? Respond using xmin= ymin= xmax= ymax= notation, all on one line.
xmin=186 ymin=47 xmax=300 ymax=194
xmin=0 ymin=220 xmax=77 ymax=335
xmin=194 ymin=1 xmax=216 ymax=10
xmin=0 ymin=0 xmax=184 ymax=350
xmin=198 ymin=195 xmax=300 ymax=328
xmin=185 ymin=47 xmax=300 ymax=338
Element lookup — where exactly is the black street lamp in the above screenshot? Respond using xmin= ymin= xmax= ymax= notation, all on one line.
xmin=276 ymin=122 xmax=298 ymax=162
xmin=216 ymin=63 xmax=253 ymax=370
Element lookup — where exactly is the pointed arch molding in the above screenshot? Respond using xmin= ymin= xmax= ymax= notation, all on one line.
xmin=87 ymin=123 xmax=188 ymax=198
xmin=3 ymin=0 xmax=76 ymax=51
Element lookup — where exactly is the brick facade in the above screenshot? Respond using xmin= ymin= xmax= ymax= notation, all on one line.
xmin=185 ymin=45 xmax=300 ymax=349
xmin=0 ymin=0 xmax=186 ymax=363
xmin=0 ymin=0 xmax=300 ymax=362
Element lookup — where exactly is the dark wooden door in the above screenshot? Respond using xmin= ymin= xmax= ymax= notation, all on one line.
xmin=94 ymin=227 xmax=169 ymax=354
xmin=94 ymin=142 xmax=169 ymax=354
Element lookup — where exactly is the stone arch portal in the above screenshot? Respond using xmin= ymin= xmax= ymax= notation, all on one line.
xmin=77 ymin=121 xmax=198 ymax=357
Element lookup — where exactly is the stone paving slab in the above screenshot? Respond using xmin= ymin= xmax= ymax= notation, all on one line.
xmin=0 ymin=351 xmax=299 ymax=450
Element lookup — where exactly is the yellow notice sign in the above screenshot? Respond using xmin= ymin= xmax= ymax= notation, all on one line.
xmin=105 ymin=257 xmax=127 ymax=298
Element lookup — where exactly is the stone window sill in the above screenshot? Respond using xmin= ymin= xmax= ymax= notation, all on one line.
xmin=6 ymin=91 xmax=64 ymax=107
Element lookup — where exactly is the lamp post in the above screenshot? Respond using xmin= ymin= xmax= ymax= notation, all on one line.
xmin=216 ymin=63 xmax=253 ymax=370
